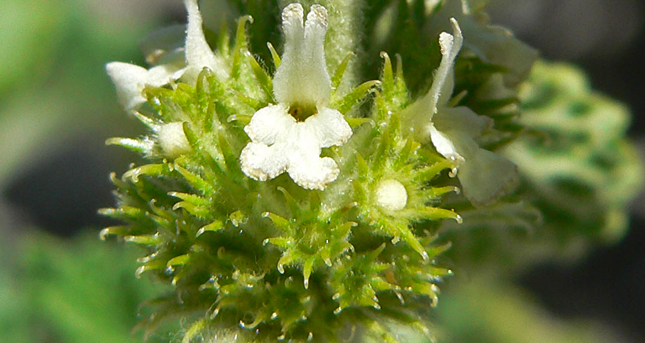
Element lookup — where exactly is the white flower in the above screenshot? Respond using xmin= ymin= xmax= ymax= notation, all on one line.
xmin=239 ymin=4 xmax=352 ymax=190
xmin=405 ymin=18 xmax=517 ymax=206
xmin=106 ymin=0 xmax=227 ymax=111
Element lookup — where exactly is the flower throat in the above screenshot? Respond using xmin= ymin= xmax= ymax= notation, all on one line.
xmin=289 ymin=102 xmax=318 ymax=122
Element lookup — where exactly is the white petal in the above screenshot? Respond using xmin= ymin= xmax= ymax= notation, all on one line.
xmin=429 ymin=125 xmax=464 ymax=163
xmin=302 ymin=5 xmax=331 ymax=102
xmin=433 ymin=106 xmax=490 ymax=138
xmin=287 ymin=155 xmax=339 ymax=190
xmin=304 ymin=106 xmax=352 ymax=148
xmin=281 ymin=3 xmax=305 ymax=46
xmin=438 ymin=130 xmax=518 ymax=206
xmin=273 ymin=3 xmax=305 ymax=104
xmin=106 ymin=62 xmax=149 ymax=111
xmin=106 ymin=61 xmax=183 ymax=111
xmin=183 ymin=0 xmax=228 ymax=80
xmin=147 ymin=64 xmax=185 ymax=87
xmin=287 ymin=123 xmax=323 ymax=160
xmin=273 ymin=4 xmax=331 ymax=106
xmin=244 ymin=104 xmax=296 ymax=145
xmin=240 ymin=142 xmax=289 ymax=181
xmin=457 ymin=147 xmax=519 ymax=207
xmin=425 ymin=18 xmax=463 ymax=113
xmin=403 ymin=18 xmax=463 ymax=139
xmin=285 ymin=124 xmax=339 ymax=190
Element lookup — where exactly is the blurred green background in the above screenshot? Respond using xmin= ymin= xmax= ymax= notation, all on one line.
xmin=1 ymin=0 xmax=644 ymax=342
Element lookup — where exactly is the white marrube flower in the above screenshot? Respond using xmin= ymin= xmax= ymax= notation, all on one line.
xmin=239 ymin=4 xmax=352 ymax=190
xmin=405 ymin=18 xmax=517 ymax=206
xmin=106 ymin=0 xmax=227 ymax=111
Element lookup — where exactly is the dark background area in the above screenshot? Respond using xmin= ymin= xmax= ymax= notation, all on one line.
xmin=487 ymin=0 xmax=645 ymax=341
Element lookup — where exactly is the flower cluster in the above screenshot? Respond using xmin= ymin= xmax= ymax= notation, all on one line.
xmin=101 ymin=1 xmax=597 ymax=342
xmin=240 ymin=4 xmax=352 ymax=190
xmin=403 ymin=19 xmax=518 ymax=206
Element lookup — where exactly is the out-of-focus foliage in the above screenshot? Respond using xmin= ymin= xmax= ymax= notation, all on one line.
xmin=0 ymin=258 xmax=30 ymax=342
xmin=436 ymin=274 xmax=620 ymax=343
xmin=0 ymin=0 xmax=175 ymax=342
xmin=0 ymin=0 xmax=161 ymax=186
xmin=440 ymin=61 xmax=643 ymax=270
xmin=511 ymin=62 xmax=643 ymax=245
xmin=0 ymin=0 xmax=62 ymax=93
xmin=1 ymin=233 xmax=167 ymax=343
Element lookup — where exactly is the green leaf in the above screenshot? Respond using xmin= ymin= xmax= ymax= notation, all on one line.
xmin=231 ymin=15 xmax=253 ymax=79
xmin=263 ymin=212 xmax=292 ymax=233
xmin=333 ymin=80 xmax=381 ymax=114
xmin=331 ymin=53 xmax=354 ymax=91
xmin=196 ymin=220 xmax=225 ymax=236
xmin=124 ymin=234 xmax=162 ymax=246
xmin=167 ymin=254 xmax=191 ymax=267
xmin=245 ymin=50 xmax=273 ymax=101
xmin=267 ymin=42 xmax=280 ymax=69
xmin=105 ymin=137 xmax=153 ymax=154
xmin=174 ymin=164 xmax=215 ymax=194
xmin=123 ymin=163 xmax=172 ymax=182
xmin=168 ymin=192 xmax=210 ymax=207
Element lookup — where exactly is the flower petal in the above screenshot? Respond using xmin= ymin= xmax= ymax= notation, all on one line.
xmin=273 ymin=3 xmax=305 ymax=105
xmin=106 ymin=62 xmax=150 ymax=111
xmin=240 ymin=142 xmax=289 ymax=181
xmin=429 ymin=125 xmax=465 ymax=163
xmin=183 ymin=0 xmax=228 ymax=80
xmin=305 ymin=106 xmax=352 ymax=148
xmin=281 ymin=3 xmax=305 ymax=46
xmin=288 ymin=155 xmax=339 ymax=190
xmin=286 ymin=125 xmax=339 ymax=190
xmin=147 ymin=64 xmax=186 ymax=87
xmin=302 ymin=5 xmax=332 ymax=102
xmin=424 ymin=18 xmax=463 ymax=112
xmin=273 ymin=3 xmax=331 ymax=106
xmin=434 ymin=106 xmax=490 ymax=138
xmin=457 ymin=147 xmax=519 ymax=207
xmin=244 ymin=104 xmax=296 ymax=145
xmin=106 ymin=62 xmax=183 ymax=111
xmin=440 ymin=129 xmax=518 ymax=206
xmin=404 ymin=18 xmax=463 ymax=139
